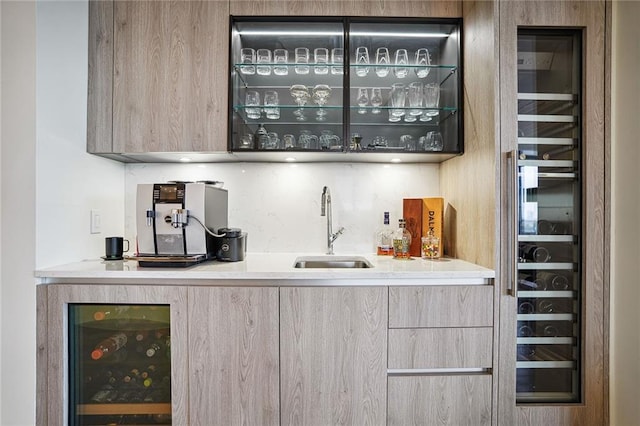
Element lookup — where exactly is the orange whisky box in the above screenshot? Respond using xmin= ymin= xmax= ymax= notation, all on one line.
xmin=422 ymin=197 xmax=444 ymax=253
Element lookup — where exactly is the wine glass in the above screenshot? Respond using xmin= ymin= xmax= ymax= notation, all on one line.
xmin=356 ymin=87 xmax=369 ymax=114
xmin=290 ymin=84 xmax=310 ymax=121
xmin=312 ymin=84 xmax=332 ymax=121
xmin=370 ymin=87 xmax=383 ymax=114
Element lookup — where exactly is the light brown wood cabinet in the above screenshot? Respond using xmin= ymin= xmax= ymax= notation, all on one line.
xmin=280 ymin=286 xmax=388 ymax=426
xmin=88 ymin=0 xmax=229 ymax=157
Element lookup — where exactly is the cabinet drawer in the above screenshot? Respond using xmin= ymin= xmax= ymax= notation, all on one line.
xmin=388 ymin=327 xmax=492 ymax=369
xmin=389 ymin=286 xmax=493 ymax=328
xmin=388 ymin=375 xmax=491 ymax=426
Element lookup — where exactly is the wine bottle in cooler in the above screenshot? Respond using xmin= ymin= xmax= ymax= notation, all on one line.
xmin=91 ymin=332 xmax=128 ymax=360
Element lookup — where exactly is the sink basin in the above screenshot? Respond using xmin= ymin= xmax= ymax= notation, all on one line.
xmin=293 ymin=256 xmax=373 ymax=269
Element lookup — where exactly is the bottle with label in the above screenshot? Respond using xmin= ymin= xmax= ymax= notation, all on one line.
xmin=91 ymin=332 xmax=128 ymax=360
xmin=376 ymin=212 xmax=393 ymax=255
xmin=392 ymin=218 xmax=412 ymax=259
xmin=421 ymin=229 xmax=441 ymax=259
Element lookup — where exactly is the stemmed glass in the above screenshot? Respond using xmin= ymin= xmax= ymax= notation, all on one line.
xmin=370 ymin=88 xmax=383 ymax=114
xmin=356 ymin=88 xmax=369 ymax=115
xmin=312 ymin=84 xmax=332 ymax=121
xmin=290 ymin=84 xmax=310 ymax=121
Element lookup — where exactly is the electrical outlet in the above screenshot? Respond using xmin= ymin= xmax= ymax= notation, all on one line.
xmin=90 ymin=210 xmax=102 ymax=234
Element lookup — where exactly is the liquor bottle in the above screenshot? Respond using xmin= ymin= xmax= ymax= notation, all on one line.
xmin=392 ymin=219 xmax=411 ymax=259
xmin=254 ymin=124 xmax=268 ymax=149
xmin=91 ymin=332 xmax=128 ymax=360
xmin=421 ymin=229 xmax=441 ymax=259
xmin=376 ymin=212 xmax=393 ymax=256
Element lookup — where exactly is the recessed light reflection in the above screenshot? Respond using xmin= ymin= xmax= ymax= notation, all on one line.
xmin=285 ymin=157 xmax=297 ymax=162
xmin=179 ymin=157 xmax=191 ymax=162
xmin=390 ymin=158 xmax=402 ymax=163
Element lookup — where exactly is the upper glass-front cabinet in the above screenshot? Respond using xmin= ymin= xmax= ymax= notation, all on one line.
xmin=229 ymin=17 xmax=462 ymax=161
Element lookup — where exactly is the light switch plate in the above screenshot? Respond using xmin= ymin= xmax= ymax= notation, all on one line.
xmin=90 ymin=210 xmax=101 ymax=234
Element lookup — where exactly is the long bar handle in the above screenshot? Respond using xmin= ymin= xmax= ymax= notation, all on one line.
xmin=506 ymin=150 xmax=519 ymax=297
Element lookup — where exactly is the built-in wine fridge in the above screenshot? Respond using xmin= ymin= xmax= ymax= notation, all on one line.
xmin=68 ymin=304 xmax=172 ymax=425
xmin=510 ymin=29 xmax=582 ymax=403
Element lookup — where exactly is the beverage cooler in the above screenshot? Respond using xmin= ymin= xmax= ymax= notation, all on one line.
xmin=509 ymin=30 xmax=582 ymax=403
xmin=68 ymin=304 xmax=172 ymax=425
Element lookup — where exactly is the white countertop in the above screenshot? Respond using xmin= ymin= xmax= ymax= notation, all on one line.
xmin=35 ymin=253 xmax=494 ymax=286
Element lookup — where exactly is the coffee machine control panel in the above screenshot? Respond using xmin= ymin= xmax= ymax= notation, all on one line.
xmin=153 ymin=183 xmax=186 ymax=204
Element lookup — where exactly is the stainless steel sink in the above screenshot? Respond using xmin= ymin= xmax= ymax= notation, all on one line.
xmin=293 ymin=256 xmax=373 ymax=269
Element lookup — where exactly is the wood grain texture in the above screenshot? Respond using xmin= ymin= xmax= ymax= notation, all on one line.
xmin=87 ymin=0 xmax=114 ymax=154
xmin=188 ymin=287 xmax=279 ymax=426
xmin=36 ymin=286 xmax=48 ymax=426
xmin=280 ymin=287 xmax=387 ymax=426
xmin=230 ymin=0 xmax=461 ymax=17
xmin=44 ymin=284 xmax=189 ymax=425
xmin=389 ymin=286 xmax=493 ymax=328
xmin=389 ymin=327 xmax=493 ymax=369
xmin=388 ymin=375 xmax=492 ymax=426
xmin=497 ymin=1 xmax=607 ymax=425
xmin=113 ymin=0 xmax=228 ymax=153
xmin=439 ymin=0 xmax=498 ymax=269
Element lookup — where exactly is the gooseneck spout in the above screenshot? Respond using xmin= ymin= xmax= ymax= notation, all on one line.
xmin=320 ymin=186 xmax=344 ymax=255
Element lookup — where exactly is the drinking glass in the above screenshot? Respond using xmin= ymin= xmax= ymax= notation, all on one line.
xmin=401 ymin=134 xmax=416 ymax=151
xmin=266 ymin=132 xmax=280 ymax=149
xmin=408 ymin=82 xmax=423 ymax=117
xmin=314 ymin=48 xmax=329 ymax=75
xmin=273 ymin=49 xmax=289 ymax=76
xmin=319 ymin=130 xmax=339 ymax=150
xmin=375 ymin=47 xmax=390 ymax=77
xmin=245 ymin=90 xmax=261 ymax=120
xmin=415 ymin=48 xmax=431 ymax=78
xmin=283 ymin=134 xmax=296 ymax=149
xmin=298 ymin=130 xmax=319 ymax=150
xmin=425 ymin=131 xmax=444 ymax=151
xmin=240 ymin=48 xmax=256 ymax=75
xmin=263 ymin=90 xmax=280 ymax=120
xmin=239 ymin=133 xmax=253 ymax=149
xmin=290 ymin=84 xmax=310 ymax=121
xmin=393 ymin=49 xmax=409 ymax=78
xmin=331 ymin=48 xmax=344 ymax=75
xmin=355 ymin=47 xmax=370 ymax=77
xmin=423 ymin=82 xmax=440 ymax=118
xmin=370 ymin=87 xmax=383 ymax=114
xmin=356 ymin=87 xmax=369 ymax=114
xmin=295 ymin=47 xmax=310 ymax=75
xmin=389 ymin=83 xmax=406 ymax=122
xmin=312 ymin=84 xmax=331 ymax=121
xmin=256 ymin=49 xmax=272 ymax=76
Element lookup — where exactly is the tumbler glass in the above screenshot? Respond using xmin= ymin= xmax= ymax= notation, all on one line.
xmin=389 ymin=83 xmax=406 ymax=122
xmin=273 ymin=49 xmax=289 ymax=76
xmin=240 ymin=48 xmax=256 ymax=75
xmin=423 ymin=83 xmax=440 ymax=117
xmin=256 ymin=49 xmax=272 ymax=76
xmin=375 ymin=47 xmax=390 ymax=77
xmin=295 ymin=47 xmax=310 ymax=75
xmin=245 ymin=90 xmax=261 ymax=120
xmin=314 ymin=48 xmax=329 ymax=75
xmin=393 ymin=49 xmax=409 ymax=78
xmin=263 ymin=90 xmax=280 ymax=120
xmin=331 ymin=48 xmax=344 ymax=75
xmin=415 ymin=48 xmax=432 ymax=78
xmin=370 ymin=87 xmax=383 ymax=114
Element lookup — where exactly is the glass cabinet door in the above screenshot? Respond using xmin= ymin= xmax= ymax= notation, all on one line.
xmin=348 ymin=19 xmax=461 ymax=153
xmin=68 ymin=304 xmax=172 ymax=425
xmin=515 ymin=30 xmax=581 ymax=403
xmin=229 ymin=17 xmax=461 ymax=158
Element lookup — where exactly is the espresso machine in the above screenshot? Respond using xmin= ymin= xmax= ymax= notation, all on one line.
xmin=135 ymin=181 xmax=228 ymax=266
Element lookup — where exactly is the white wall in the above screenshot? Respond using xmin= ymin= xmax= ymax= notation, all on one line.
xmin=36 ymin=0 xmax=124 ymax=268
xmin=1 ymin=2 xmax=36 ymax=425
xmin=125 ymin=162 xmax=439 ymax=254
xmin=610 ymin=1 xmax=640 ymax=424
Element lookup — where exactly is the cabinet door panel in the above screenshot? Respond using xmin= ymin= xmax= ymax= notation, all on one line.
xmin=389 ymin=327 xmax=492 ymax=369
xmin=113 ymin=1 xmax=228 ymax=153
xmin=280 ymin=287 xmax=387 ymax=426
xmin=389 ymin=286 xmax=493 ymax=328
xmin=188 ymin=287 xmax=279 ymax=426
xmin=388 ymin=375 xmax=492 ymax=426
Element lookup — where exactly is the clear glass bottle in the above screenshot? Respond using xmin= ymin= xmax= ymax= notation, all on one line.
xmin=392 ymin=218 xmax=411 ymax=259
xmin=376 ymin=212 xmax=393 ymax=256
xmin=421 ymin=229 xmax=441 ymax=259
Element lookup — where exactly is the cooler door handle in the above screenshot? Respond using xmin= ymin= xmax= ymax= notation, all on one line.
xmin=506 ymin=150 xmax=518 ymax=297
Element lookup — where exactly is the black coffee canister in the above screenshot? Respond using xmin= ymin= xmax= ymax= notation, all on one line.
xmin=214 ymin=228 xmax=247 ymax=262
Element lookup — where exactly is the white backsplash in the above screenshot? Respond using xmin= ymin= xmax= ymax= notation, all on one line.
xmin=125 ymin=162 xmax=440 ymax=253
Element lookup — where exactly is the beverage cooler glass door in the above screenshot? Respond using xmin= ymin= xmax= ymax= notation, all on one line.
xmin=348 ymin=19 xmax=461 ymax=153
xmin=68 ymin=304 xmax=172 ymax=425
xmin=514 ymin=30 xmax=581 ymax=403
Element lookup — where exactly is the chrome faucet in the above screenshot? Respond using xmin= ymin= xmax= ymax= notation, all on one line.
xmin=321 ymin=186 xmax=345 ymax=255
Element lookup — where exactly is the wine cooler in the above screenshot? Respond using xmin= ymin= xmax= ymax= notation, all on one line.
xmin=68 ymin=304 xmax=172 ymax=425
xmin=511 ymin=29 xmax=582 ymax=403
